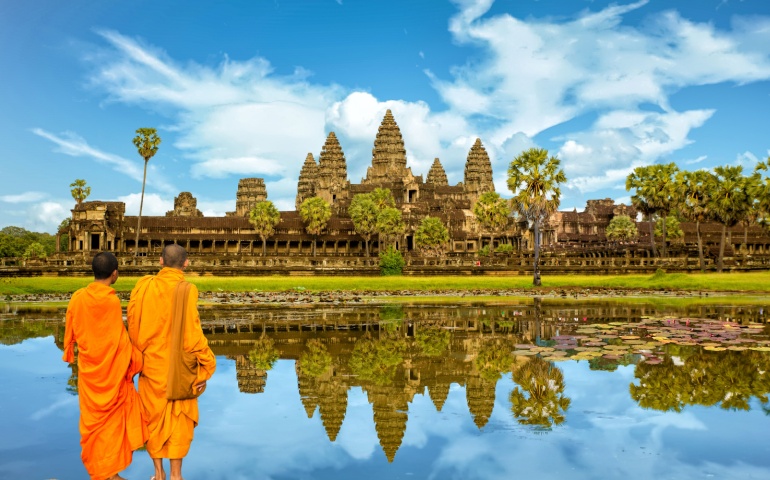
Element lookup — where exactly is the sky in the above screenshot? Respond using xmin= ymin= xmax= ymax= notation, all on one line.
xmin=2 ymin=0 xmax=770 ymax=233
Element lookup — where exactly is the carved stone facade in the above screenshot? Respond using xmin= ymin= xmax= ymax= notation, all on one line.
xmin=166 ymin=192 xmax=203 ymax=217
xmin=226 ymin=178 xmax=267 ymax=217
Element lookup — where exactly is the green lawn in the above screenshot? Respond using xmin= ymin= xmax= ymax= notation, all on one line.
xmin=2 ymin=271 xmax=769 ymax=295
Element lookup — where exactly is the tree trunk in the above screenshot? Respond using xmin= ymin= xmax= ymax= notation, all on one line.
xmin=743 ymin=225 xmax=748 ymax=254
xmin=718 ymin=223 xmax=726 ymax=272
xmin=261 ymin=235 xmax=267 ymax=256
xmin=364 ymin=238 xmax=370 ymax=257
xmin=533 ymin=221 xmax=541 ymax=286
xmin=648 ymin=214 xmax=657 ymax=257
xmin=660 ymin=215 xmax=667 ymax=258
xmin=313 ymin=235 xmax=317 ymax=257
xmin=696 ymin=220 xmax=704 ymax=272
xmin=134 ymin=158 xmax=149 ymax=262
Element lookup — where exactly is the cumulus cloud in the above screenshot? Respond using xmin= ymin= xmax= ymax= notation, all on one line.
xmin=117 ymin=193 xmax=171 ymax=216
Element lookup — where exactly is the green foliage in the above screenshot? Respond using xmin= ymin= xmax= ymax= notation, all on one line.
xmin=376 ymin=207 xmax=405 ymax=248
xmin=0 ymin=227 xmax=56 ymax=258
xmin=605 ymin=215 xmax=638 ymax=243
xmin=495 ymin=243 xmax=514 ymax=255
xmin=133 ymin=128 xmax=162 ymax=161
xmin=299 ymin=196 xmax=332 ymax=256
xmin=415 ymin=328 xmax=450 ymax=357
xmin=348 ymin=336 xmax=406 ymax=385
xmin=248 ymin=337 xmax=279 ymax=370
xmin=478 ymin=245 xmax=491 ymax=257
xmin=654 ymin=216 xmax=684 ymax=242
xmin=369 ymin=188 xmax=396 ymax=210
xmin=475 ymin=341 xmax=514 ymax=381
xmin=22 ymin=242 xmax=47 ymax=260
xmin=298 ymin=339 xmax=332 ymax=378
xmin=378 ymin=245 xmax=405 ymax=275
xmin=69 ymin=179 xmax=91 ymax=205
xmin=348 ymin=193 xmax=378 ymax=255
xmin=473 ymin=191 xmax=510 ymax=239
xmin=414 ymin=216 xmax=450 ymax=257
xmin=249 ymin=201 xmax=281 ymax=255
xmin=626 ymin=163 xmax=680 ymax=256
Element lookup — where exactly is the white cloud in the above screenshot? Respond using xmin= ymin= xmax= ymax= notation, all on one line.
xmin=117 ymin=193 xmax=171 ymax=216
xmin=0 ymin=192 xmax=47 ymax=203
xmin=32 ymin=128 xmax=175 ymax=193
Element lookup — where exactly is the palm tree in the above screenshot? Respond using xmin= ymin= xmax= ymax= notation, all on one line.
xmin=348 ymin=193 xmax=378 ymax=256
xmin=369 ymin=188 xmax=396 ymax=253
xmin=69 ymin=179 xmax=91 ymax=206
xmin=707 ymin=165 xmax=751 ymax=272
xmin=473 ymin=191 xmax=511 ymax=250
xmin=376 ymin=207 xmax=405 ymax=250
xmin=248 ymin=201 xmax=281 ymax=256
xmin=507 ymin=148 xmax=566 ymax=286
xmin=299 ymin=196 xmax=331 ymax=257
xmin=678 ymin=169 xmax=714 ymax=271
xmin=132 ymin=128 xmax=161 ymax=256
xmin=626 ymin=163 xmax=679 ymax=257
xmin=414 ymin=216 xmax=450 ymax=258
xmin=510 ymin=357 xmax=571 ymax=428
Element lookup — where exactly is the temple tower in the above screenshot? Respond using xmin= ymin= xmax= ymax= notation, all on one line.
xmin=166 ymin=192 xmax=203 ymax=217
xmin=364 ymin=109 xmax=409 ymax=185
xmin=426 ymin=158 xmax=449 ymax=186
xmin=463 ymin=138 xmax=495 ymax=207
xmin=465 ymin=375 xmax=497 ymax=429
xmin=296 ymin=153 xmax=319 ymax=211
xmin=315 ymin=132 xmax=350 ymax=212
xmin=227 ymin=178 xmax=267 ymax=217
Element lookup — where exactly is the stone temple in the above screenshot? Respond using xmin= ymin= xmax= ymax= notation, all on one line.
xmin=62 ymin=110 xmax=770 ymax=264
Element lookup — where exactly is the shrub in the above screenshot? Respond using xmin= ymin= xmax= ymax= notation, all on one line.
xmin=478 ymin=245 xmax=491 ymax=257
xmin=378 ymin=246 xmax=405 ymax=275
xmin=495 ymin=243 xmax=514 ymax=255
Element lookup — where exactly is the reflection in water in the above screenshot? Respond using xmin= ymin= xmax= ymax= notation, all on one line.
xmin=3 ymin=300 xmax=770 ymax=464
xmin=510 ymin=357 xmax=570 ymax=428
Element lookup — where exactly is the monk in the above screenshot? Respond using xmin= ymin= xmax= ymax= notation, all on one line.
xmin=62 ymin=251 xmax=147 ymax=480
xmin=128 ymin=244 xmax=216 ymax=480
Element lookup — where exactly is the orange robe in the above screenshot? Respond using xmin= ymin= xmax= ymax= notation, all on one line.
xmin=62 ymin=282 xmax=148 ymax=480
xmin=127 ymin=267 xmax=216 ymax=459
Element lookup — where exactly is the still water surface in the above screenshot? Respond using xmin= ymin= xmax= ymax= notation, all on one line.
xmin=2 ymin=299 xmax=770 ymax=480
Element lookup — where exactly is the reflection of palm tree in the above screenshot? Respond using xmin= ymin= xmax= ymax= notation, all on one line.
xmin=349 ymin=335 xmax=406 ymax=386
xmin=475 ymin=340 xmax=513 ymax=382
xmin=66 ymin=361 xmax=78 ymax=396
xmin=415 ymin=327 xmax=449 ymax=357
xmin=298 ymin=339 xmax=332 ymax=378
xmin=510 ymin=357 xmax=571 ymax=428
xmin=248 ymin=337 xmax=279 ymax=371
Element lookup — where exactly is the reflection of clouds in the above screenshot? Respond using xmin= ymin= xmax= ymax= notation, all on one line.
xmin=30 ymin=395 xmax=78 ymax=421
xmin=5 ymin=345 xmax=770 ymax=480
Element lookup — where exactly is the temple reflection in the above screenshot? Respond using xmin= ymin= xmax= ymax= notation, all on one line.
xmin=3 ymin=300 xmax=769 ymax=462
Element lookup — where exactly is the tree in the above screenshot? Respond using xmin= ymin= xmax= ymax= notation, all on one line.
xmin=69 ymin=179 xmax=91 ymax=205
xmin=348 ymin=193 xmax=378 ymax=256
xmin=605 ymin=215 xmax=638 ymax=244
xmin=376 ymin=207 xmax=405 ymax=249
xmin=248 ymin=201 xmax=281 ymax=256
xmin=414 ymin=216 xmax=450 ymax=258
xmin=58 ymin=218 xmax=71 ymax=252
xmin=756 ymin=159 xmax=770 ymax=230
xmin=507 ymin=148 xmax=566 ymax=286
xmin=707 ymin=165 xmax=751 ymax=272
xmin=510 ymin=357 xmax=571 ymax=428
xmin=678 ymin=169 xmax=714 ymax=271
xmin=473 ymin=191 xmax=510 ymax=249
xmin=369 ymin=188 xmax=396 ymax=252
xmin=132 ymin=128 xmax=161 ymax=257
xmin=299 ymin=196 xmax=331 ymax=257
xmin=626 ymin=163 xmax=680 ymax=257
xmin=654 ymin=216 xmax=684 ymax=244
xmin=22 ymin=242 xmax=47 ymax=260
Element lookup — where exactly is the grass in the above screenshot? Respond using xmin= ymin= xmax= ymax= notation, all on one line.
xmin=1 ymin=271 xmax=769 ymax=296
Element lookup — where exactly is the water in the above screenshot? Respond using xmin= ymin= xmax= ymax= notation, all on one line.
xmin=2 ymin=299 xmax=770 ymax=480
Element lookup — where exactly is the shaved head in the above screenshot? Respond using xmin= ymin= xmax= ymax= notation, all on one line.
xmin=92 ymin=252 xmax=118 ymax=280
xmin=161 ymin=244 xmax=187 ymax=269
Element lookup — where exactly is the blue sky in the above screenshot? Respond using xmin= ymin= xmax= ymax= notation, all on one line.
xmin=2 ymin=0 xmax=770 ymax=233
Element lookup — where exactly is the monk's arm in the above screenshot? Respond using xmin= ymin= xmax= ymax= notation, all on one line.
xmin=184 ymin=284 xmax=217 ymax=384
